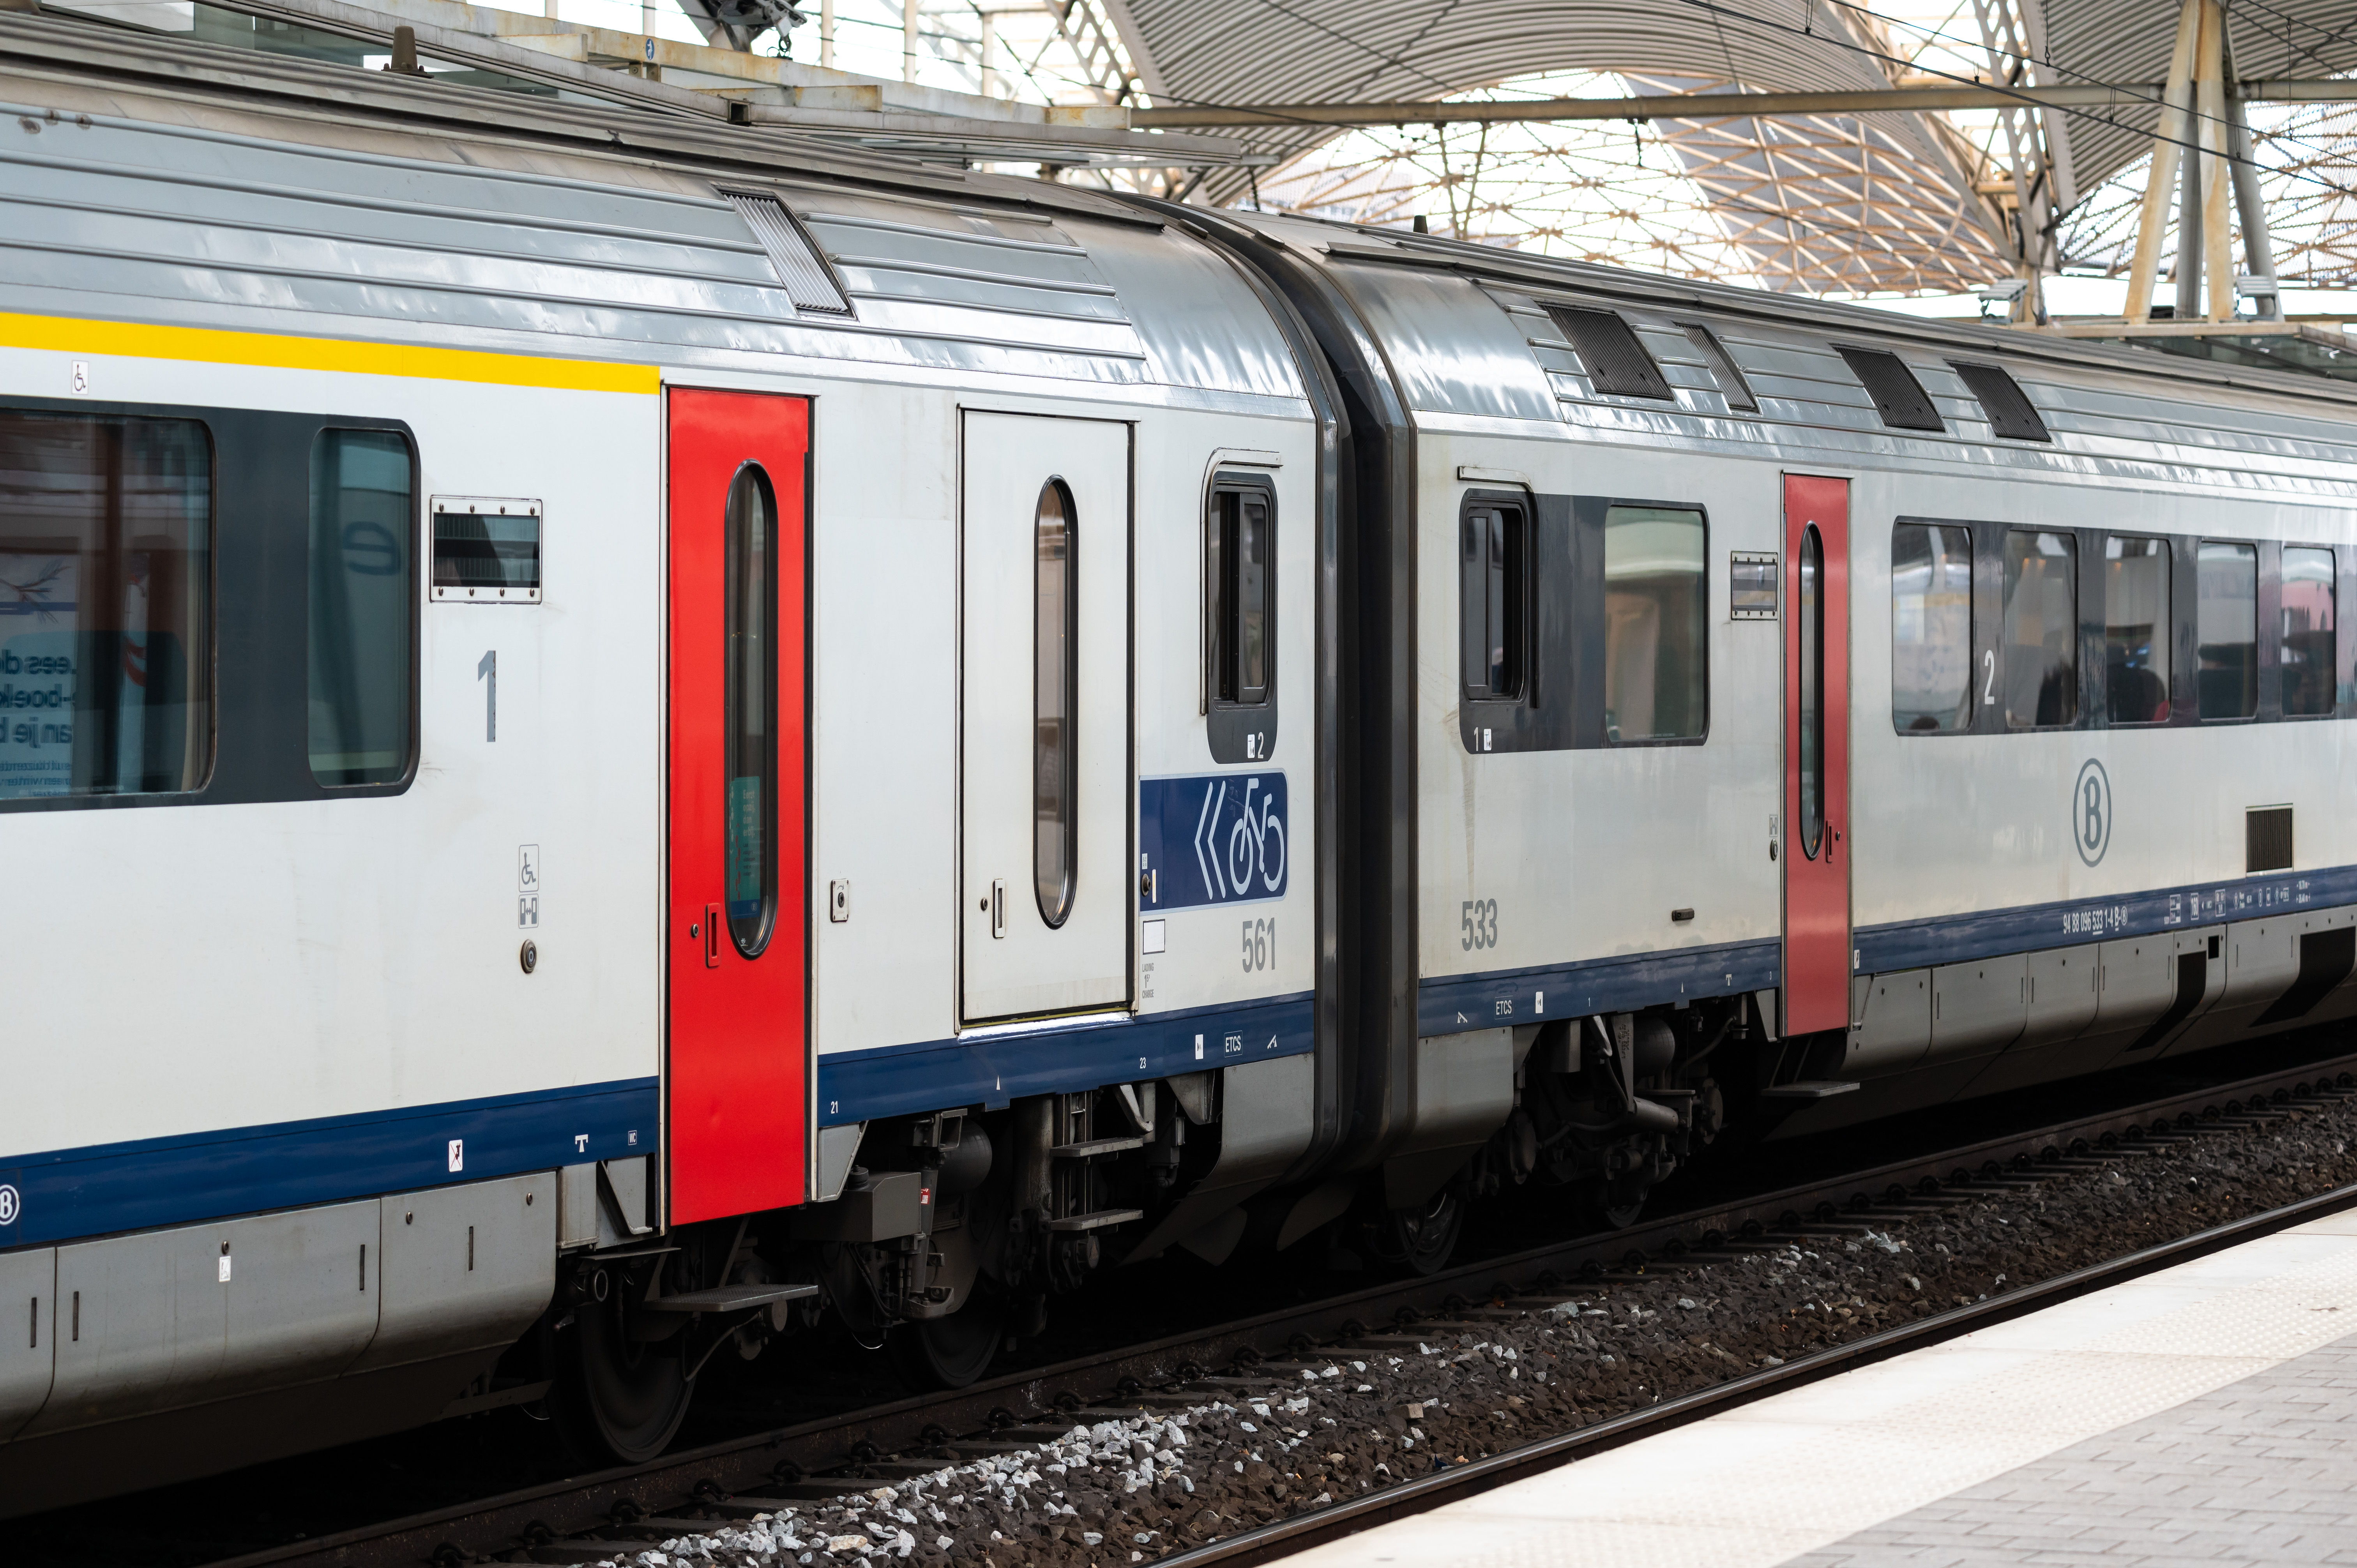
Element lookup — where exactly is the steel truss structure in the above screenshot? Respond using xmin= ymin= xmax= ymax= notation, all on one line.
xmin=686 ymin=0 xmax=2357 ymax=298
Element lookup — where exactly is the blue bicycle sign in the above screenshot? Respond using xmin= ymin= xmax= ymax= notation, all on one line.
xmin=1140 ymin=772 xmax=1289 ymax=910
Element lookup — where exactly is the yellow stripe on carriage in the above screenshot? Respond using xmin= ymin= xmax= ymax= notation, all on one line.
xmin=0 ymin=311 xmax=661 ymax=395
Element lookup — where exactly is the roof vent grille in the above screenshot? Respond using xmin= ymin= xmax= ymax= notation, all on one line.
xmin=1546 ymin=305 xmax=1674 ymax=401
xmin=722 ymin=189 xmax=852 ymax=316
xmin=1680 ymin=323 xmax=1758 ymax=412
xmin=1948 ymin=360 xmax=2052 ymax=442
xmin=1836 ymin=346 xmax=1944 ymax=431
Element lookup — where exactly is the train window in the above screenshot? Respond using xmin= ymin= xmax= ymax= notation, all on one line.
xmin=723 ymin=463 xmax=779 ymax=957
xmin=1034 ymin=478 xmax=1078 ymax=929
xmin=1798 ymin=524 xmax=1825 ymax=858
xmin=308 ymin=429 xmax=415 ymax=788
xmin=1836 ymin=347 xmax=1945 ymax=433
xmin=2197 ymin=540 xmax=2259 ymax=720
xmin=2280 ymin=546 xmax=2337 ymax=718
xmin=1546 ymin=306 xmax=1675 ymax=400
xmin=2001 ymin=530 xmax=2078 ymax=729
xmin=1680 ymin=324 xmax=1758 ymax=411
xmin=1602 ymin=505 xmax=1707 ymax=741
xmin=2103 ymin=536 xmax=2172 ymax=724
xmin=1948 ymin=362 xmax=2052 ymax=442
xmin=1460 ymin=500 xmax=1528 ymax=704
xmin=0 ymin=411 xmax=212 ymax=802
xmin=1204 ymin=472 xmax=1278 ymax=764
xmin=1891 ymin=522 xmax=1973 ymax=732
xmin=1207 ymin=479 xmax=1273 ymax=697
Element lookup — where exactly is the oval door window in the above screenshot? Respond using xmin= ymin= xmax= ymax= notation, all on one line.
xmin=725 ymin=462 xmax=780 ymax=957
xmin=1797 ymin=522 xmax=1825 ymax=860
xmin=1035 ymin=478 xmax=1078 ymax=929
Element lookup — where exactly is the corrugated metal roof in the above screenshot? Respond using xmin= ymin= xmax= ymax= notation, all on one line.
xmin=0 ymin=41 xmax=1307 ymax=403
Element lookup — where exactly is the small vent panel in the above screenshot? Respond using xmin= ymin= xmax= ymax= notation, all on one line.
xmin=1836 ymin=347 xmax=1945 ymax=432
xmin=2248 ymin=806 xmax=2294 ymax=873
xmin=721 ymin=190 xmax=852 ymax=316
xmin=1681 ymin=323 xmax=1758 ymax=411
xmin=1949 ymin=361 xmax=2052 ymax=441
xmin=1546 ymin=306 xmax=1675 ymax=400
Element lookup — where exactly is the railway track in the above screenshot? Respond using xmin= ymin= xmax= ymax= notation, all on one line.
xmin=203 ymin=1050 xmax=2357 ymax=1568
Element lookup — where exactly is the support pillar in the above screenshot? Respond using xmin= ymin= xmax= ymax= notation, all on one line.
xmin=2126 ymin=0 xmax=2202 ymax=323
xmin=2196 ymin=0 xmax=2235 ymax=322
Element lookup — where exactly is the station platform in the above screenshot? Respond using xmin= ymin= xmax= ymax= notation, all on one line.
xmin=1288 ymin=1207 xmax=2357 ymax=1568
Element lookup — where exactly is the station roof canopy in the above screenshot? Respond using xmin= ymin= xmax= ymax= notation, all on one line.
xmin=1107 ymin=0 xmax=2357 ymax=293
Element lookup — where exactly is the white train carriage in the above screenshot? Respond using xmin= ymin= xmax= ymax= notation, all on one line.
xmin=0 ymin=12 xmax=1329 ymax=1505
xmin=7 ymin=0 xmax=2357 ymax=1513
xmin=1193 ymin=204 xmax=2357 ymax=1236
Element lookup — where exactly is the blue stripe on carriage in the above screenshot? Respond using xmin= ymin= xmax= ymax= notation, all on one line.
xmin=1853 ymin=863 xmax=2357 ymax=974
xmin=1417 ymin=939 xmax=1783 ymax=1038
xmin=815 ymin=992 xmax=1316 ymax=1127
xmin=0 ymin=1077 xmax=659 ymax=1250
xmin=1418 ymin=865 xmax=2357 ymax=1036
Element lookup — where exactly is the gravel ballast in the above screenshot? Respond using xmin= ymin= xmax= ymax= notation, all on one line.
xmin=590 ymin=1090 xmax=2357 ymax=1568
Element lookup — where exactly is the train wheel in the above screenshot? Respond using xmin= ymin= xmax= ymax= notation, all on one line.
xmin=551 ymin=1270 xmax=694 ymax=1466
xmin=1585 ymin=1172 xmax=1649 ymax=1231
xmin=889 ymin=1281 xmax=1007 ymax=1390
xmin=1373 ymin=1188 xmax=1465 ymax=1277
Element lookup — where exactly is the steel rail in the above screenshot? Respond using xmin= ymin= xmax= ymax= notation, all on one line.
xmin=198 ymin=1047 xmax=2357 ymax=1568
xmin=1152 ymin=1174 xmax=2357 ymax=1568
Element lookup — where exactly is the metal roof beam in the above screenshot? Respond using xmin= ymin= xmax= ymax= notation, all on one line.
xmin=1130 ymin=78 xmax=2357 ymax=129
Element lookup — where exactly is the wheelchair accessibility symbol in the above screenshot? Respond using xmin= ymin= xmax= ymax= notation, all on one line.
xmin=2073 ymin=758 xmax=2112 ymax=867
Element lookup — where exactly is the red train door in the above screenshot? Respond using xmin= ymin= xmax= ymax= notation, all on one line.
xmin=666 ymin=389 xmax=809 ymax=1225
xmin=1782 ymin=474 xmax=1851 ymax=1037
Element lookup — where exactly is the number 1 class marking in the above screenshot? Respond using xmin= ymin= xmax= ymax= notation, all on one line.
xmin=478 ymin=650 xmax=497 ymax=742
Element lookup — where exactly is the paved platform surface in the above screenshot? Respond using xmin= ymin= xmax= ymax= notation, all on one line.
xmin=1787 ymin=1330 xmax=2357 ymax=1566
xmin=1282 ymin=1206 xmax=2357 ymax=1568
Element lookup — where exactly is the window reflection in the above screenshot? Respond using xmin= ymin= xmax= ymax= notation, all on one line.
xmin=1602 ymin=505 xmax=1706 ymax=741
xmin=309 ymin=430 xmax=414 ymax=787
xmin=1035 ymin=479 xmax=1077 ymax=929
xmin=1459 ymin=503 xmax=1526 ymax=702
xmin=1209 ymin=487 xmax=1271 ymax=705
xmin=2281 ymin=546 xmax=2336 ymax=718
xmin=2002 ymin=530 xmax=2078 ymax=729
xmin=724 ymin=462 xmax=779 ymax=957
xmin=2197 ymin=540 xmax=2258 ymax=720
xmin=1892 ymin=523 xmax=1972 ymax=732
xmin=1798 ymin=525 xmax=1823 ymax=859
xmin=1 ymin=413 xmax=213 ymax=800
xmin=2104 ymin=536 xmax=2171 ymax=724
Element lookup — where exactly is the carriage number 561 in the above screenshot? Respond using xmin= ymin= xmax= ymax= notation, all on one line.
xmin=1241 ymin=918 xmax=1275 ymax=972
xmin=1461 ymin=899 xmax=1499 ymax=950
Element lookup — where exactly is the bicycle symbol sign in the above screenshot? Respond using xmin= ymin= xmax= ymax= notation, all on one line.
xmin=1139 ymin=772 xmax=1289 ymax=910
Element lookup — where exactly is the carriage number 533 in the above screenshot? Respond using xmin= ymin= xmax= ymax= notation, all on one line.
xmin=1461 ymin=899 xmax=1499 ymax=950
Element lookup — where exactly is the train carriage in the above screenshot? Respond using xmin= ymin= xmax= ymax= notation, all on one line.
xmin=5 ymin=0 xmax=2357 ymax=1512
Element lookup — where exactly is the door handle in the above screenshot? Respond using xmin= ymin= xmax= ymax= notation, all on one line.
xmin=990 ymin=879 xmax=1006 ymax=939
xmin=705 ymin=902 xmax=721 ymax=968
